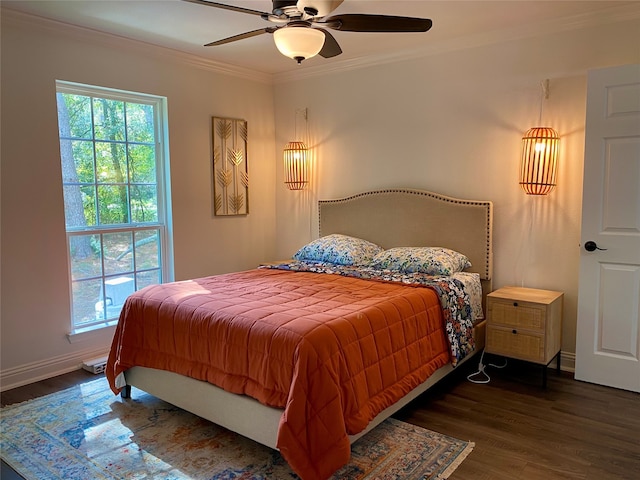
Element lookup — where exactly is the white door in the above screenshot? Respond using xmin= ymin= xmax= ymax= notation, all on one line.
xmin=575 ymin=64 xmax=640 ymax=392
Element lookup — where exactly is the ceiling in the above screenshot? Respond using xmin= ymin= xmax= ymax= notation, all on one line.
xmin=3 ymin=1 xmax=638 ymax=76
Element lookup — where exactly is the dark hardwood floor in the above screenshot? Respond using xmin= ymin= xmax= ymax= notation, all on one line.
xmin=1 ymin=369 xmax=97 ymax=408
xmin=2 ymin=359 xmax=639 ymax=479
xmin=395 ymin=357 xmax=640 ymax=480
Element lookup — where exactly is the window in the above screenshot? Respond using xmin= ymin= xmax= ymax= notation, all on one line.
xmin=56 ymin=81 xmax=173 ymax=334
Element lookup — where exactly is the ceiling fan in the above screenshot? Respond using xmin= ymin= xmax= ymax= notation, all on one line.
xmin=183 ymin=0 xmax=433 ymax=64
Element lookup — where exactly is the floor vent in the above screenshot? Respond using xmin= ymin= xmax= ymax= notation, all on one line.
xmin=82 ymin=356 xmax=108 ymax=375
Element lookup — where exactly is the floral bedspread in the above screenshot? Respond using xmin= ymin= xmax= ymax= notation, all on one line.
xmin=261 ymin=261 xmax=475 ymax=365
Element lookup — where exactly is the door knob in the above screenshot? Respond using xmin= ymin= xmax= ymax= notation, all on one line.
xmin=584 ymin=241 xmax=607 ymax=252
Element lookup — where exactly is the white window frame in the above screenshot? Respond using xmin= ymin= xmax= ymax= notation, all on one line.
xmin=56 ymin=80 xmax=174 ymax=336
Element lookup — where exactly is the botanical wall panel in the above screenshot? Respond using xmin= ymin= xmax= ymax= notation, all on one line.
xmin=212 ymin=117 xmax=249 ymax=215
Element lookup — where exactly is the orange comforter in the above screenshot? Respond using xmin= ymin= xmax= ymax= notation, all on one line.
xmin=106 ymin=268 xmax=450 ymax=480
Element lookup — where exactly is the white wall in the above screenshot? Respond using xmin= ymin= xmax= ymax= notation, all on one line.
xmin=0 ymin=11 xmax=277 ymax=389
xmin=273 ymin=15 xmax=640 ymax=367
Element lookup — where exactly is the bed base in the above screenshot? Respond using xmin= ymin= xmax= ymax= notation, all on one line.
xmin=122 ymin=320 xmax=485 ymax=450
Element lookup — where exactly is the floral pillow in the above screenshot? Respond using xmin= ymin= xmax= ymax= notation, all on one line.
xmin=370 ymin=246 xmax=472 ymax=276
xmin=293 ymin=234 xmax=384 ymax=266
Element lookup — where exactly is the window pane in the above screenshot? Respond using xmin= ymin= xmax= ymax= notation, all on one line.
xmin=93 ymin=98 xmax=125 ymax=141
xmin=69 ymin=234 xmax=101 ymax=280
xmin=72 ymin=140 xmax=96 ymax=183
xmin=95 ymin=141 xmax=127 ymax=183
xmin=60 ymin=139 xmax=95 ymax=184
xmin=64 ymin=185 xmax=97 ymax=228
xmin=135 ymin=230 xmax=160 ymax=270
xmin=127 ymin=103 xmax=155 ymax=143
xmin=95 ymin=302 xmax=126 ymax=322
xmin=81 ymin=185 xmax=98 ymax=226
xmin=97 ymin=184 xmax=129 ymax=225
xmin=104 ymin=275 xmax=135 ymax=308
xmin=130 ymin=185 xmax=158 ymax=223
xmin=72 ymin=278 xmax=102 ymax=325
xmin=103 ymin=231 xmax=134 ymax=276
xmin=137 ymin=269 xmax=161 ymax=290
xmin=129 ymin=144 xmax=156 ymax=183
xmin=58 ymin=93 xmax=93 ymax=139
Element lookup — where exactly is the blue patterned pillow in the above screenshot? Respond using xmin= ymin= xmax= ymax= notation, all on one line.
xmin=370 ymin=247 xmax=471 ymax=276
xmin=293 ymin=234 xmax=384 ymax=266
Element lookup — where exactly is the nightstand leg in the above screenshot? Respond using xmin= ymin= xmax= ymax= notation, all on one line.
xmin=542 ymin=352 xmax=561 ymax=388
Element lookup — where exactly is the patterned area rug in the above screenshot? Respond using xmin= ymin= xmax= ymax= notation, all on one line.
xmin=1 ymin=377 xmax=473 ymax=479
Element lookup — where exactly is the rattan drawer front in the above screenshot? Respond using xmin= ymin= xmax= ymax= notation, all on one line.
xmin=489 ymin=301 xmax=545 ymax=331
xmin=486 ymin=326 xmax=544 ymax=363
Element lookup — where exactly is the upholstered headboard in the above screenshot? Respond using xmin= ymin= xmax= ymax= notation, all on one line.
xmin=318 ymin=189 xmax=493 ymax=284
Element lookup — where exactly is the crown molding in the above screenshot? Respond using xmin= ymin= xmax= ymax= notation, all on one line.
xmin=1 ymin=8 xmax=274 ymax=85
xmin=273 ymin=2 xmax=640 ymax=84
xmin=4 ymin=2 xmax=639 ymax=86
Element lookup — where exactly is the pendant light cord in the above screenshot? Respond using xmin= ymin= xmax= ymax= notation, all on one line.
xmin=538 ymin=79 xmax=549 ymax=125
xmin=294 ymin=107 xmax=308 ymax=141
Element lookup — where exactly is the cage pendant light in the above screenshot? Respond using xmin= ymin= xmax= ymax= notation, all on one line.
xmin=519 ymin=127 xmax=559 ymax=195
xmin=284 ymin=108 xmax=310 ymax=190
xmin=284 ymin=141 xmax=309 ymax=190
xmin=519 ymin=79 xmax=559 ymax=195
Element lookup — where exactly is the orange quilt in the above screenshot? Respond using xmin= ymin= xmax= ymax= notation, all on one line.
xmin=106 ymin=268 xmax=450 ymax=480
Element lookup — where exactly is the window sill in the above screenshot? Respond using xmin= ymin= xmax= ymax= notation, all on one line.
xmin=67 ymin=321 xmax=117 ymax=344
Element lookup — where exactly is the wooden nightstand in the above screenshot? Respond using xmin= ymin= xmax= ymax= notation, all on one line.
xmin=485 ymin=286 xmax=563 ymax=387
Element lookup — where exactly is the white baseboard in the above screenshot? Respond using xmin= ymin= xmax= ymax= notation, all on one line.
xmin=560 ymin=350 xmax=576 ymax=373
xmin=0 ymin=347 xmax=110 ymax=392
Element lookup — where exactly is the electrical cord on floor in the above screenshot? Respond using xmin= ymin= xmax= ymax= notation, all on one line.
xmin=467 ymin=350 xmax=508 ymax=384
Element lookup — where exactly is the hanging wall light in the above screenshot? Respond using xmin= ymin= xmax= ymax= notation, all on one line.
xmin=519 ymin=80 xmax=560 ymax=195
xmin=284 ymin=108 xmax=310 ymax=190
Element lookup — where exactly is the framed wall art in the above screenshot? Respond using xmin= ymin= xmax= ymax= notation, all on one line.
xmin=212 ymin=116 xmax=249 ymax=216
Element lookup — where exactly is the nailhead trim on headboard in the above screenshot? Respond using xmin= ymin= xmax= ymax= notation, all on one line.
xmin=318 ymin=188 xmax=493 ymax=280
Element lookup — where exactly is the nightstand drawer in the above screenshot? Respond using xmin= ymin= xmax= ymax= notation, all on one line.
xmin=486 ymin=326 xmax=545 ymax=363
xmin=489 ymin=301 xmax=545 ymax=332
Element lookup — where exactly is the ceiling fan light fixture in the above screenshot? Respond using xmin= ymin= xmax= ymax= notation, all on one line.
xmin=273 ymin=26 xmax=325 ymax=63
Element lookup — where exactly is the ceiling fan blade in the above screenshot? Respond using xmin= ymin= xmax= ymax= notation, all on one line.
xmin=205 ymin=28 xmax=275 ymax=47
xmin=182 ymin=0 xmax=270 ymax=18
xmin=320 ymin=14 xmax=432 ymax=33
xmin=317 ymin=29 xmax=342 ymax=58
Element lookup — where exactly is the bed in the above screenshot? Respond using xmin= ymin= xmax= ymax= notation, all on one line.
xmin=106 ymin=188 xmax=493 ymax=480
